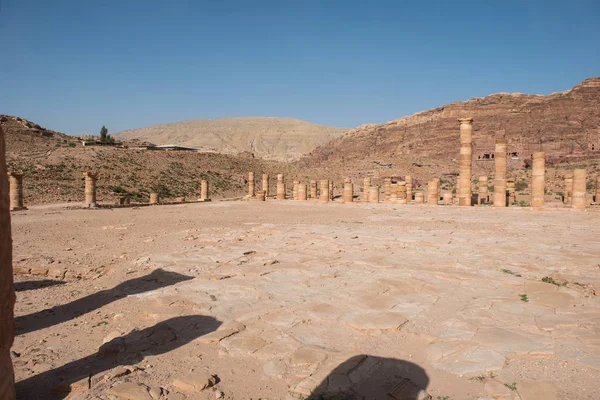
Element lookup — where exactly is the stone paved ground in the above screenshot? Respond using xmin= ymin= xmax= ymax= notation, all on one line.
xmin=11 ymin=201 xmax=600 ymax=399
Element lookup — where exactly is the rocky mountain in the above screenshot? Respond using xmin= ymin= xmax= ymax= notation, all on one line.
xmin=302 ymin=78 xmax=600 ymax=172
xmin=115 ymin=117 xmax=348 ymax=161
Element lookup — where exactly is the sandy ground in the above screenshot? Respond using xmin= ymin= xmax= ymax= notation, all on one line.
xmin=9 ymin=200 xmax=600 ymax=400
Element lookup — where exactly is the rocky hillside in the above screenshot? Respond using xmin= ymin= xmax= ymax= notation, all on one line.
xmin=115 ymin=117 xmax=348 ymax=161
xmin=302 ymin=78 xmax=600 ymax=172
xmin=1 ymin=116 xmax=341 ymax=205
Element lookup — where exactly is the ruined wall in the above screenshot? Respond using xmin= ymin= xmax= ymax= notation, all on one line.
xmin=0 ymin=125 xmax=16 ymax=399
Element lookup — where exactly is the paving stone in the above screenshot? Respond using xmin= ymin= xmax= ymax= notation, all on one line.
xmin=535 ymin=314 xmax=580 ymax=331
xmin=290 ymin=346 xmax=328 ymax=366
xmin=517 ymin=380 xmax=558 ymax=400
xmin=427 ymin=341 xmax=506 ymax=375
xmin=173 ymin=371 xmax=217 ymax=392
xmin=483 ymin=379 xmax=519 ymax=400
xmin=345 ymin=312 xmax=408 ymax=330
xmin=348 ymin=355 xmax=382 ymax=383
xmin=473 ymin=327 xmax=554 ymax=355
xmin=438 ymin=318 xmax=478 ymax=340
xmin=260 ymin=309 xmax=300 ymax=328
xmin=220 ymin=333 xmax=267 ymax=355
xmin=107 ymin=383 xmax=152 ymax=400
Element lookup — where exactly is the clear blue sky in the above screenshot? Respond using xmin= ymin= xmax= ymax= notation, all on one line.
xmin=1 ymin=0 xmax=598 ymax=135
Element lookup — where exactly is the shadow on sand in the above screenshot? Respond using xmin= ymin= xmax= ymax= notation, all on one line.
xmin=306 ymin=355 xmax=429 ymax=400
xmin=14 ymin=279 xmax=66 ymax=292
xmin=15 ymin=269 xmax=193 ymax=335
xmin=16 ymin=314 xmax=221 ymax=399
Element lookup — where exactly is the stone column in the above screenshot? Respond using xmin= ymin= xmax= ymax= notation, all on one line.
xmin=458 ymin=118 xmax=473 ymax=206
xmin=255 ymin=190 xmax=266 ymax=201
xmin=572 ymin=169 xmax=587 ymax=209
xmin=310 ymin=180 xmax=317 ymax=199
xmin=7 ymin=173 xmax=25 ymax=211
xmin=415 ymin=192 xmax=424 ymax=204
xmin=329 ymin=181 xmax=334 ymax=200
xmin=427 ymin=180 xmax=439 ymax=205
xmin=506 ymin=179 xmax=516 ymax=205
xmin=454 ymin=180 xmax=460 ymax=204
xmin=343 ymin=178 xmax=353 ymax=203
xmin=390 ymin=183 xmax=398 ymax=203
xmin=262 ymin=174 xmax=269 ymax=198
xmin=478 ymin=176 xmax=488 ymax=205
xmin=397 ymin=181 xmax=407 ymax=204
xmin=83 ymin=172 xmax=97 ymax=207
xmin=248 ymin=172 xmax=255 ymax=198
xmin=434 ymin=177 xmax=441 ymax=201
xmin=293 ymin=181 xmax=299 ymax=200
xmin=199 ymin=180 xmax=210 ymax=202
xmin=493 ymin=139 xmax=507 ymax=207
xmin=149 ymin=192 xmax=159 ymax=205
xmin=531 ymin=152 xmax=545 ymax=208
xmin=564 ymin=172 xmax=573 ymax=205
xmin=405 ymin=176 xmax=413 ymax=202
xmin=319 ymin=180 xmax=329 ymax=203
xmin=383 ymin=178 xmax=392 ymax=202
xmin=363 ymin=178 xmax=371 ymax=202
xmin=442 ymin=191 xmax=453 ymax=204
xmin=0 ymin=125 xmax=16 ymax=400
xmin=596 ymin=177 xmax=600 ymax=204
xmin=298 ymin=183 xmax=307 ymax=201
xmin=369 ymin=186 xmax=379 ymax=203
xmin=277 ymin=174 xmax=285 ymax=200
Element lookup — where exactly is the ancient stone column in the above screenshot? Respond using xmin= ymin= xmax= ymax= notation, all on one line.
xmin=298 ymin=183 xmax=307 ymax=201
xmin=397 ymin=181 xmax=407 ymax=204
xmin=199 ymin=180 xmax=210 ymax=201
xmin=596 ymin=177 xmax=600 ymax=204
xmin=310 ymin=180 xmax=317 ymax=199
xmin=7 ymin=173 xmax=25 ymax=211
xmin=277 ymin=174 xmax=286 ymax=200
xmin=369 ymin=186 xmax=379 ymax=203
xmin=564 ymin=172 xmax=573 ymax=205
xmin=442 ymin=191 xmax=453 ymax=205
xmin=390 ymin=183 xmax=398 ymax=203
xmin=572 ymin=169 xmax=587 ymax=209
xmin=319 ymin=180 xmax=329 ymax=203
xmin=343 ymin=178 xmax=353 ymax=203
xmin=363 ymin=177 xmax=371 ymax=202
xmin=149 ymin=192 xmax=159 ymax=205
xmin=329 ymin=181 xmax=334 ymax=200
xmin=458 ymin=118 xmax=473 ymax=206
xmin=83 ymin=172 xmax=97 ymax=207
xmin=383 ymin=178 xmax=392 ymax=202
xmin=405 ymin=175 xmax=413 ymax=202
xmin=248 ymin=172 xmax=255 ymax=198
xmin=478 ymin=176 xmax=488 ymax=205
xmin=531 ymin=152 xmax=545 ymax=208
xmin=0 ymin=125 xmax=16 ymax=400
xmin=415 ymin=192 xmax=424 ymax=204
xmin=262 ymin=174 xmax=269 ymax=198
xmin=427 ymin=180 xmax=439 ymax=205
xmin=434 ymin=177 xmax=441 ymax=201
xmin=293 ymin=181 xmax=299 ymax=200
xmin=506 ymin=179 xmax=516 ymax=205
xmin=493 ymin=139 xmax=507 ymax=207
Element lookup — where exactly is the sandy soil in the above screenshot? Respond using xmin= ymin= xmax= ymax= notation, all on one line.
xmin=10 ymin=200 xmax=600 ymax=400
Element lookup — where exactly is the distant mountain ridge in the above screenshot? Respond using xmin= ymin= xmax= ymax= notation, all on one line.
xmin=115 ymin=117 xmax=348 ymax=161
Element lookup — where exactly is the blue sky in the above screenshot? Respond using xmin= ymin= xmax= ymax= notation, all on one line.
xmin=1 ymin=0 xmax=598 ymax=135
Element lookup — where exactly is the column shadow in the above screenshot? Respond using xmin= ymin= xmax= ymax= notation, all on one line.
xmin=16 ymin=314 xmax=221 ymax=399
xmin=14 ymin=279 xmax=65 ymax=291
xmin=308 ymin=355 xmax=429 ymax=400
xmin=15 ymin=269 xmax=193 ymax=335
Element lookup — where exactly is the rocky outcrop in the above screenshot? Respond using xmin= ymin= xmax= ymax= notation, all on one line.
xmin=302 ymin=78 xmax=600 ymax=168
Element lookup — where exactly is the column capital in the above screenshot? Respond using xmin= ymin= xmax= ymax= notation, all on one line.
xmin=457 ymin=117 xmax=474 ymax=124
xmin=7 ymin=172 xmax=23 ymax=179
xmin=83 ymin=172 xmax=98 ymax=178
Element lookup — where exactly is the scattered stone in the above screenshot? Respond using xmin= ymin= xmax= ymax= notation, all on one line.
xmin=173 ymin=371 xmax=217 ymax=392
xmin=148 ymin=386 xmax=163 ymax=399
xmin=107 ymin=382 xmax=152 ymax=400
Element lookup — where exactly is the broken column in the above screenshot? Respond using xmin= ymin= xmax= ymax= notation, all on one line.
xmin=248 ymin=172 xmax=255 ymax=198
xmin=298 ymin=183 xmax=307 ymax=201
xmin=0 ymin=125 xmax=16 ymax=400
xmin=415 ymin=192 xmax=424 ymax=204
xmin=343 ymin=178 xmax=353 ymax=203
xmin=363 ymin=178 xmax=371 ymax=202
xmin=442 ymin=191 xmax=453 ymax=204
xmin=329 ymin=181 xmax=334 ymax=200
xmin=199 ymin=180 xmax=210 ymax=202
xmin=531 ymin=152 xmax=545 ymax=208
xmin=478 ymin=176 xmax=488 ymax=205
xmin=596 ymin=177 xmax=600 ymax=204
xmin=83 ymin=172 xmax=98 ymax=207
xmin=7 ymin=173 xmax=25 ymax=211
xmin=458 ymin=118 xmax=473 ymax=206
xmin=384 ymin=178 xmax=392 ymax=202
xmin=369 ymin=186 xmax=379 ymax=203
xmin=293 ymin=181 xmax=299 ymax=200
xmin=572 ymin=169 xmax=587 ymax=209
xmin=397 ymin=181 xmax=407 ymax=204
xmin=564 ymin=172 xmax=573 ymax=205
xmin=493 ymin=139 xmax=507 ymax=207
xmin=390 ymin=183 xmax=398 ymax=203
xmin=319 ymin=180 xmax=329 ymax=203
xmin=262 ymin=174 xmax=269 ymax=198
xmin=427 ymin=180 xmax=439 ymax=205
xmin=277 ymin=174 xmax=286 ymax=200
xmin=405 ymin=175 xmax=413 ymax=202
xmin=256 ymin=190 xmax=266 ymax=201
xmin=149 ymin=192 xmax=159 ymax=205
xmin=506 ymin=179 xmax=516 ymax=205
xmin=310 ymin=180 xmax=317 ymax=199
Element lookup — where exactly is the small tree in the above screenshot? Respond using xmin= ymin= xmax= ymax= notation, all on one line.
xmin=100 ymin=126 xmax=108 ymax=142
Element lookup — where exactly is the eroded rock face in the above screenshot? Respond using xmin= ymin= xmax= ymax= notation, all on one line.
xmin=302 ymin=78 xmax=600 ymax=168
xmin=0 ymin=125 xmax=16 ymax=399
